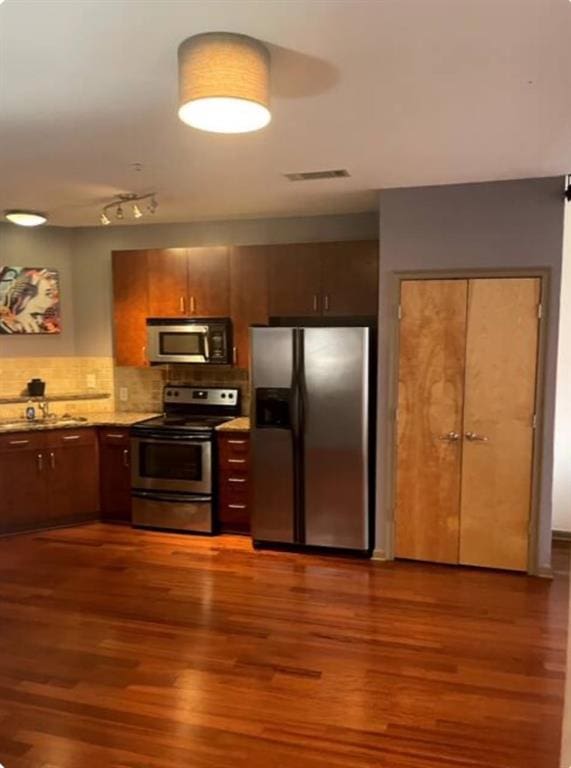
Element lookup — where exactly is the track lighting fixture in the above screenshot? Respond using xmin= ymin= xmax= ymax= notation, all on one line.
xmin=99 ymin=192 xmax=158 ymax=225
xmin=565 ymin=176 xmax=571 ymax=202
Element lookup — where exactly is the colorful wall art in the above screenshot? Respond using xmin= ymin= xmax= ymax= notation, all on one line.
xmin=0 ymin=267 xmax=61 ymax=334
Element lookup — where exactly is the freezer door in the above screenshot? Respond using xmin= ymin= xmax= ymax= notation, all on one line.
xmin=250 ymin=328 xmax=295 ymax=544
xmin=303 ymin=327 xmax=370 ymax=549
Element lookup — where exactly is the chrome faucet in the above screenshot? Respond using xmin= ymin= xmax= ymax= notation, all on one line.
xmin=38 ymin=399 xmax=50 ymax=420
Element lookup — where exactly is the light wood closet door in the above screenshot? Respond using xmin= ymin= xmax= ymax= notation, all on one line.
xmin=459 ymin=278 xmax=540 ymax=571
xmin=395 ymin=280 xmax=467 ymax=563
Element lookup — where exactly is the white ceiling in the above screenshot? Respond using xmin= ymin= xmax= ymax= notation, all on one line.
xmin=0 ymin=0 xmax=570 ymax=228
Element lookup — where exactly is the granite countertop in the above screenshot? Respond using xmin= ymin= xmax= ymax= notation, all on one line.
xmin=216 ymin=417 xmax=250 ymax=433
xmin=0 ymin=412 xmax=159 ymax=435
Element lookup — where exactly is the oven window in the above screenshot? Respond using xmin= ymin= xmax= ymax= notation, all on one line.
xmin=160 ymin=332 xmax=203 ymax=356
xmin=140 ymin=442 xmax=203 ymax=482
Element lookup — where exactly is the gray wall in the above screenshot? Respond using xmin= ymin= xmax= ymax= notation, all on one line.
xmin=0 ymin=223 xmax=76 ymax=356
xmin=71 ymin=212 xmax=378 ymax=356
xmin=553 ymin=199 xmax=571 ymax=532
xmin=376 ymin=177 xmax=566 ymax=572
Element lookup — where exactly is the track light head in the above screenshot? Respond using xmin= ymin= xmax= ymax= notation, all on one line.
xmin=116 ymin=205 xmax=124 ymax=220
xmin=133 ymin=203 xmax=143 ymax=219
xmin=100 ymin=211 xmax=111 ymax=226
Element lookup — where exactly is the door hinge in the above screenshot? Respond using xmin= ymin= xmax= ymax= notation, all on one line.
xmin=397 ymin=305 xmax=403 ymax=320
xmin=537 ymin=303 xmax=543 ymax=320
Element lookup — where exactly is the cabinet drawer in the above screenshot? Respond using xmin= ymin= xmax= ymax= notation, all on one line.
xmin=46 ymin=428 xmax=97 ymax=448
xmin=99 ymin=428 xmax=130 ymax=446
xmin=0 ymin=431 xmax=47 ymax=452
xmin=219 ymin=436 xmax=250 ymax=471
xmin=220 ymin=473 xmax=250 ymax=495
xmin=218 ymin=497 xmax=250 ymax=533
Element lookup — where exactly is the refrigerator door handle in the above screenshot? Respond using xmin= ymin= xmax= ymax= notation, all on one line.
xmin=292 ymin=328 xmax=306 ymax=544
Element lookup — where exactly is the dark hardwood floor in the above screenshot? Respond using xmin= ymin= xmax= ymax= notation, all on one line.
xmin=0 ymin=524 xmax=567 ymax=768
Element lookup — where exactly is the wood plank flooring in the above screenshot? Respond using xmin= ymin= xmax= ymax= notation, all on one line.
xmin=0 ymin=524 xmax=567 ymax=768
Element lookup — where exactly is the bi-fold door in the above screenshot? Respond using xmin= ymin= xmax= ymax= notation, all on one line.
xmin=394 ymin=277 xmax=541 ymax=571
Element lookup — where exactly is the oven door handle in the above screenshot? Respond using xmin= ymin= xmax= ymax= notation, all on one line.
xmin=132 ymin=490 xmax=212 ymax=503
xmin=130 ymin=433 xmax=212 ymax=443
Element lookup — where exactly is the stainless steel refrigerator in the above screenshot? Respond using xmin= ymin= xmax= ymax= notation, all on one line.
xmin=250 ymin=326 xmax=372 ymax=552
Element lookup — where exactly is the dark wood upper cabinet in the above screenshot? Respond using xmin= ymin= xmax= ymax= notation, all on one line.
xmin=320 ymin=240 xmax=379 ymax=316
xmin=187 ymin=246 xmax=230 ymax=317
xmin=268 ymin=244 xmax=323 ymax=317
xmin=230 ymin=246 xmax=269 ymax=369
xmin=112 ymin=250 xmax=149 ymax=367
xmin=147 ymin=249 xmax=188 ymax=316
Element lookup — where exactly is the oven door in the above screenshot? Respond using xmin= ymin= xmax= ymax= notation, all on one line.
xmin=131 ymin=435 xmax=212 ymax=494
xmin=147 ymin=323 xmax=210 ymax=364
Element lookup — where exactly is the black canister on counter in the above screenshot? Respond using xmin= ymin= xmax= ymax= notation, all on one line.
xmin=27 ymin=378 xmax=46 ymax=397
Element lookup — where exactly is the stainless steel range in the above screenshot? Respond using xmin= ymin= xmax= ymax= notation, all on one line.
xmin=131 ymin=386 xmax=240 ymax=533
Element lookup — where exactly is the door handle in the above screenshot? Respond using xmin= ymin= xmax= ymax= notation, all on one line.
xmin=465 ymin=432 xmax=489 ymax=443
xmin=123 ymin=448 xmax=129 ymax=468
xmin=324 ymin=294 xmax=330 ymax=312
xmin=232 ymin=346 xmax=237 ymax=365
xmin=438 ymin=431 xmax=460 ymax=442
xmin=37 ymin=452 xmax=43 ymax=472
xmin=190 ymin=296 xmax=196 ymax=313
xmin=312 ymin=294 xmax=319 ymax=312
xmin=49 ymin=450 xmax=56 ymax=469
xmin=179 ymin=296 xmax=186 ymax=314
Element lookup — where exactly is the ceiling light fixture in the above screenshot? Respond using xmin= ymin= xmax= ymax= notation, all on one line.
xmin=99 ymin=192 xmax=157 ymax=225
xmin=177 ymin=32 xmax=271 ymax=134
xmin=4 ymin=210 xmax=47 ymax=227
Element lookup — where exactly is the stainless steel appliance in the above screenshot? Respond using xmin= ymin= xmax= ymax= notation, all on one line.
xmin=250 ymin=326 xmax=373 ymax=552
xmin=146 ymin=318 xmax=232 ymax=365
xmin=131 ymin=385 xmax=240 ymax=532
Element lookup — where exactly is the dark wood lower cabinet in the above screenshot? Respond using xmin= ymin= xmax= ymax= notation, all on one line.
xmin=98 ymin=429 xmax=132 ymax=523
xmin=0 ymin=429 xmax=99 ymax=535
xmin=217 ymin=432 xmax=250 ymax=534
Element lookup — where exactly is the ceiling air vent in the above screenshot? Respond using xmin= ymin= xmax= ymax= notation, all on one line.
xmin=284 ymin=169 xmax=350 ymax=182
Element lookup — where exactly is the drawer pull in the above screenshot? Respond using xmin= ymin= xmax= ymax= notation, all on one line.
xmin=62 ymin=434 xmax=81 ymax=441
xmin=228 ymin=477 xmax=246 ymax=483
xmin=105 ymin=432 xmax=126 ymax=439
xmin=123 ymin=448 xmax=129 ymax=468
xmin=37 ymin=452 xmax=43 ymax=471
xmin=228 ymin=458 xmax=246 ymax=464
xmin=228 ymin=440 xmax=247 ymax=445
xmin=228 ymin=504 xmax=247 ymax=510
xmin=9 ymin=439 xmax=30 ymax=446
xmin=50 ymin=451 xmax=56 ymax=470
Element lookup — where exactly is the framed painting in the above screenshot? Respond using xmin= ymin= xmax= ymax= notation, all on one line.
xmin=0 ymin=266 xmax=61 ymax=334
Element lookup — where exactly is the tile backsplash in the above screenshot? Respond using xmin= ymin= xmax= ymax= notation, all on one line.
xmin=114 ymin=365 xmax=250 ymax=414
xmin=0 ymin=356 xmax=115 ymax=420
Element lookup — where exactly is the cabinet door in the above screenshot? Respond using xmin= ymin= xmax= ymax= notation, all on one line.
xmin=320 ymin=240 xmax=379 ymax=316
xmin=47 ymin=431 xmax=99 ymax=525
xmin=459 ymin=278 xmax=540 ymax=571
xmin=112 ymin=250 xmax=149 ymax=367
xmin=268 ymin=244 xmax=322 ymax=317
xmin=0 ymin=436 xmax=49 ymax=534
xmin=395 ymin=280 xmax=467 ymax=564
xmin=187 ymin=246 xmax=230 ymax=317
xmin=218 ymin=434 xmax=250 ymax=534
xmin=230 ymin=246 xmax=269 ymax=369
xmin=147 ymin=249 xmax=189 ymax=317
xmin=99 ymin=430 xmax=131 ymax=523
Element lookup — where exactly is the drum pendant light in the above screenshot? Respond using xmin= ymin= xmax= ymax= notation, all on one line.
xmin=177 ymin=32 xmax=271 ymax=134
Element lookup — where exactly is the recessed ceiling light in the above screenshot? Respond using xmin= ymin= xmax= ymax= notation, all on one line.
xmin=4 ymin=210 xmax=48 ymax=227
xmin=178 ymin=33 xmax=271 ymax=134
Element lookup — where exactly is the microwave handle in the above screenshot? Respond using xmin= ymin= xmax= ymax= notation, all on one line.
xmin=203 ymin=332 xmax=210 ymax=362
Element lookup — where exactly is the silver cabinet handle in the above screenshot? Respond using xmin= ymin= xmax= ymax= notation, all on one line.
xmin=228 ymin=477 xmax=246 ymax=483
xmin=190 ymin=296 xmax=196 ymax=313
xmin=324 ymin=294 xmax=330 ymax=312
xmin=228 ymin=504 xmax=247 ymax=510
xmin=179 ymin=296 xmax=186 ymax=314
xmin=49 ymin=450 xmax=56 ymax=469
xmin=465 ymin=432 xmax=489 ymax=442
xmin=438 ymin=431 xmax=460 ymax=442
xmin=9 ymin=439 xmax=30 ymax=446
xmin=228 ymin=458 xmax=246 ymax=464
xmin=228 ymin=440 xmax=247 ymax=445
xmin=123 ymin=448 xmax=129 ymax=468
xmin=312 ymin=294 xmax=319 ymax=312
xmin=232 ymin=346 xmax=237 ymax=365
xmin=62 ymin=434 xmax=81 ymax=441
xmin=37 ymin=452 xmax=43 ymax=472
xmin=142 ymin=345 xmax=147 ymax=364
xmin=105 ymin=433 xmax=126 ymax=439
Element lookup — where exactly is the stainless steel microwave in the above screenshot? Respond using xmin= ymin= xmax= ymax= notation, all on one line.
xmin=146 ymin=318 xmax=232 ymax=365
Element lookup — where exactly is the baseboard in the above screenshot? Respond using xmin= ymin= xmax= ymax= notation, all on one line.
xmin=553 ymin=530 xmax=571 ymax=541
